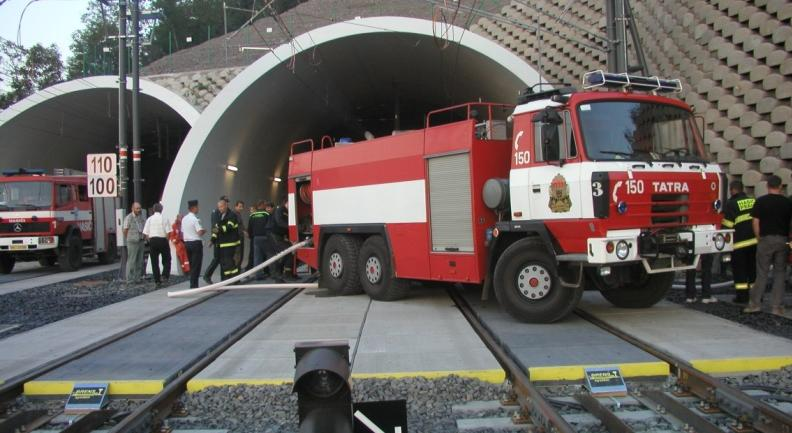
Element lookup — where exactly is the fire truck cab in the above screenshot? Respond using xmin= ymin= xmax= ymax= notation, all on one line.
xmin=0 ymin=169 xmax=117 ymax=273
xmin=287 ymin=71 xmax=732 ymax=323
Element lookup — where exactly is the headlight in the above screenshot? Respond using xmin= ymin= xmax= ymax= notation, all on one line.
xmin=38 ymin=236 xmax=55 ymax=244
xmin=615 ymin=240 xmax=630 ymax=260
xmin=713 ymin=233 xmax=725 ymax=251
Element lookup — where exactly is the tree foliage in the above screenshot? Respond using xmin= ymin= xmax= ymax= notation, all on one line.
xmin=67 ymin=0 xmax=304 ymax=79
xmin=0 ymin=39 xmax=63 ymax=109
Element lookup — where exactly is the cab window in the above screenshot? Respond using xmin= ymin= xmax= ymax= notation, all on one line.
xmin=533 ymin=110 xmax=577 ymax=162
xmin=56 ymin=184 xmax=72 ymax=206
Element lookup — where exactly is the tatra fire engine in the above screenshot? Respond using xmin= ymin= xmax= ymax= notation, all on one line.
xmin=0 ymin=169 xmax=117 ymax=273
xmin=286 ymin=71 xmax=733 ymax=323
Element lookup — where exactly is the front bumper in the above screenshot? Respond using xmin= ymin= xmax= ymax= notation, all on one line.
xmin=0 ymin=236 xmax=59 ymax=252
xmin=587 ymin=227 xmax=733 ymax=273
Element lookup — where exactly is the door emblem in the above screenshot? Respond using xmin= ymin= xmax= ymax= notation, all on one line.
xmin=549 ymin=174 xmax=572 ymax=213
xmin=13 ymin=223 xmax=22 ymax=233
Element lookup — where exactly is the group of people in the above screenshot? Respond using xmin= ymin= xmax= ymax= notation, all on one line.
xmin=123 ymin=195 xmax=292 ymax=290
xmin=686 ymin=175 xmax=792 ymax=316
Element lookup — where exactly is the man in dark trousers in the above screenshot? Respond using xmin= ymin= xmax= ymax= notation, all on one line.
xmin=265 ymin=197 xmax=290 ymax=282
xmin=721 ymin=180 xmax=756 ymax=303
xmin=181 ymin=200 xmax=206 ymax=288
xmin=745 ymin=175 xmax=792 ymax=315
xmin=203 ymin=195 xmax=228 ymax=284
xmin=247 ymin=200 xmax=271 ymax=279
xmin=211 ymin=199 xmax=241 ymax=281
xmin=684 ymin=254 xmax=716 ymax=304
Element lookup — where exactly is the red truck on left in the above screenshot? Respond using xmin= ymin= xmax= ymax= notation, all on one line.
xmin=0 ymin=168 xmax=118 ymax=273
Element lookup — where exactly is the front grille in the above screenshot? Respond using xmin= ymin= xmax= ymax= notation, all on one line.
xmin=0 ymin=222 xmax=50 ymax=233
xmin=651 ymin=194 xmax=688 ymax=226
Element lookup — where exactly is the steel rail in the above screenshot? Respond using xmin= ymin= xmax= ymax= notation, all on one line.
xmin=447 ymin=288 xmax=576 ymax=433
xmin=576 ymin=308 xmax=792 ymax=433
xmin=0 ymin=290 xmax=224 ymax=406
xmin=108 ymin=287 xmax=303 ymax=433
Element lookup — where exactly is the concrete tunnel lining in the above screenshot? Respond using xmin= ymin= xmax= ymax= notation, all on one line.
xmin=161 ymin=16 xmax=542 ymax=242
xmin=0 ymin=76 xmax=199 ymax=205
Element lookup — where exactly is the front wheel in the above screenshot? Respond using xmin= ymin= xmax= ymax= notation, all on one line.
xmin=58 ymin=233 xmax=82 ymax=272
xmin=0 ymin=254 xmax=15 ymax=274
xmin=493 ymin=238 xmax=582 ymax=323
xmin=594 ymin=267 xmax=673 ymax=308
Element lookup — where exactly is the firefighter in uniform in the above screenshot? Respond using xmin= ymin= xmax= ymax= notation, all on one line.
xmin=721 ymin=180 xmax=757 ymax=303
xmin=211 ymin=199 xmax=241 ymax=280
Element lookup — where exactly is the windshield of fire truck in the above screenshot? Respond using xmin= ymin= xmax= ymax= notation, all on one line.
xmin=0 ymin=182 xmax=53 ymax=211
xmin=577 ymin=101 xmax=702 ymax=162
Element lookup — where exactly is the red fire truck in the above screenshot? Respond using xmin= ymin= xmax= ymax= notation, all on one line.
xmin=286 ymin=71 xmax=733 ymax=323
xmin=0 ymin=169 xmax=117 ymax=274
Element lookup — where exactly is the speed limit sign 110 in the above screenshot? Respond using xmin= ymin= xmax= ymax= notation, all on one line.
xmin=86 ymin=153 xmax=118 ymax=197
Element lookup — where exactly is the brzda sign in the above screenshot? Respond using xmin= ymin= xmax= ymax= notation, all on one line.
xmin=64 ymin=383 xmax=109 ymax=413
xmin=584 ymin=367 xmax=627 ymax=396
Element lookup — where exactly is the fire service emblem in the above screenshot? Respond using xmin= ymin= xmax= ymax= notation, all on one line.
xmin=549 ymin=174 xmax=572 ymax=213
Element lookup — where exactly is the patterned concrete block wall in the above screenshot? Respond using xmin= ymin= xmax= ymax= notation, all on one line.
xmin=470 ymin=0 xmax=791 ymax=196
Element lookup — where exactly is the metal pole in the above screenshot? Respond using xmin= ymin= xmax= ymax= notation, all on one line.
xmin=605 ymin=0 xmax=627 ymax=73
xmin=131 ymin=0 xmax=142 ymax=204
xmin=118 ymin=1 xmax=128 ymax=211
xmin=118 ymin=0 xmax=129 ymax=279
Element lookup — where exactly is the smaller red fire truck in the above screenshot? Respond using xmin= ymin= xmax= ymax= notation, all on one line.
xmin=286 ymin=71 xmax=733 ymax=323
xmin=0 ymin=168 xmax=117 ymax=273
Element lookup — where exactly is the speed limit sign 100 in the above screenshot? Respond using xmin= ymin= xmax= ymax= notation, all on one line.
xmin=86 ymin=153 xmax=117 ymax=197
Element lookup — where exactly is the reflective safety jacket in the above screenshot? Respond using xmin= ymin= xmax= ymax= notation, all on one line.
xmin=248 ymin=210 xmax=270 ymax=238
xmin=722 ymin=192 xmax=756 ymax=250
xmin=212 ymin=211 xmax=241 ymax=248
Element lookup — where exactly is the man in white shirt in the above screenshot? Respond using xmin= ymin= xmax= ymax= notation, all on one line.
xmin=181 ymin=199 xmax=206 ymax=288
xmin=143 ymin=202 xmax=172 ymax=287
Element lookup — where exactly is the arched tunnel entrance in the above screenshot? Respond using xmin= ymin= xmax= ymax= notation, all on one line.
xmin=0 ymin=77 xmax=199 ymax=208
xmin=163 ymin=17 xmax=540 ymax=224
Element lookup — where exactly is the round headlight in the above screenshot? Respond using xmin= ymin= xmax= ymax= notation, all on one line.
xmin=615 ymin=240 xmax=630 ymax=260
xmin=713 ymin=199 xmax=722 ymax=212
xmin=617 ymin=201 xmax=628 ymax=215
xmin=714 ymin=233 xmax=725 ymax=251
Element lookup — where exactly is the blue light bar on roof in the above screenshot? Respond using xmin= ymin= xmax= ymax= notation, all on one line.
xmin=582 ymin=70 xmax=682 ymax=93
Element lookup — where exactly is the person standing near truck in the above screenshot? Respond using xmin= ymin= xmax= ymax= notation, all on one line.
xmin=123 ymin=202 xmax=145 ymax=283
xmin=142 ymin=202 xmax=172 ymax=288
xmin=721 ymin=180 xmax=756 ymax=304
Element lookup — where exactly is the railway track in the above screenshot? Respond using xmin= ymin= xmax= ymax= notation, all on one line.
xmin=448 ymin=288 xmax=792 ymax=433
xmin=0 ymin=243 xmax=311 ymax=433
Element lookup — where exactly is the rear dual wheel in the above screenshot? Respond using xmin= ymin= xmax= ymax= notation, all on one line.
xmin=357 ymin=235 xmax=409 ymax=301
xmin=320 ymin=235 xmax=362 ymax=295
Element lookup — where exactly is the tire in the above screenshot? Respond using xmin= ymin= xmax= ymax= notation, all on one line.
xmin=0 ymin=255 xmax=15 ymax=274
xmin=493 ymin=238 xmax=582 ymax=323
xmin=38 ymin=256 xmax=57 ymax=267
xmin=58 ymin=233 xmax=83 ymax=272
xmin=595 ymin=268 xmax=674 ymax=308
xmin=320 ymin=235 xmax=362 ymax=295
xmin=98 ymin=235 xmax=118 ymax=264
xmin=357 ymin=235 xmax=409 ymax=301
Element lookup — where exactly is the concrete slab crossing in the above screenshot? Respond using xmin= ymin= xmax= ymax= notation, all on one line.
xmin=188 ymin=287 xmax=504 ymax=392
xmin=578 ymin=292 xmax=792 ymax=375
xmin=463 ymin=292 xmax=668 ymax=382
xmin=23 ymin=289 xmax=288 ymax=396
xmin=0 ymin=281 xmax=201 ymax=385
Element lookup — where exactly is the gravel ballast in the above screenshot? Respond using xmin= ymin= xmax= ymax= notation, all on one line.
xmin=168 ymin=376 xmax=509 ymax=433
xmin=0 ymin=271 xmax=184 ymax=340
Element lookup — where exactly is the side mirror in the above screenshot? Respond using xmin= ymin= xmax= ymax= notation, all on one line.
xmin=533 ymin=107 xmax=563 ymax=124
xmin=541 ymin=123 xmax=561 ymax=161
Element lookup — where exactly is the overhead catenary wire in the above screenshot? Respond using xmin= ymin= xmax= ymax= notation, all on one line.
xmin=423 ymin=0 xmax=607 ymax=53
